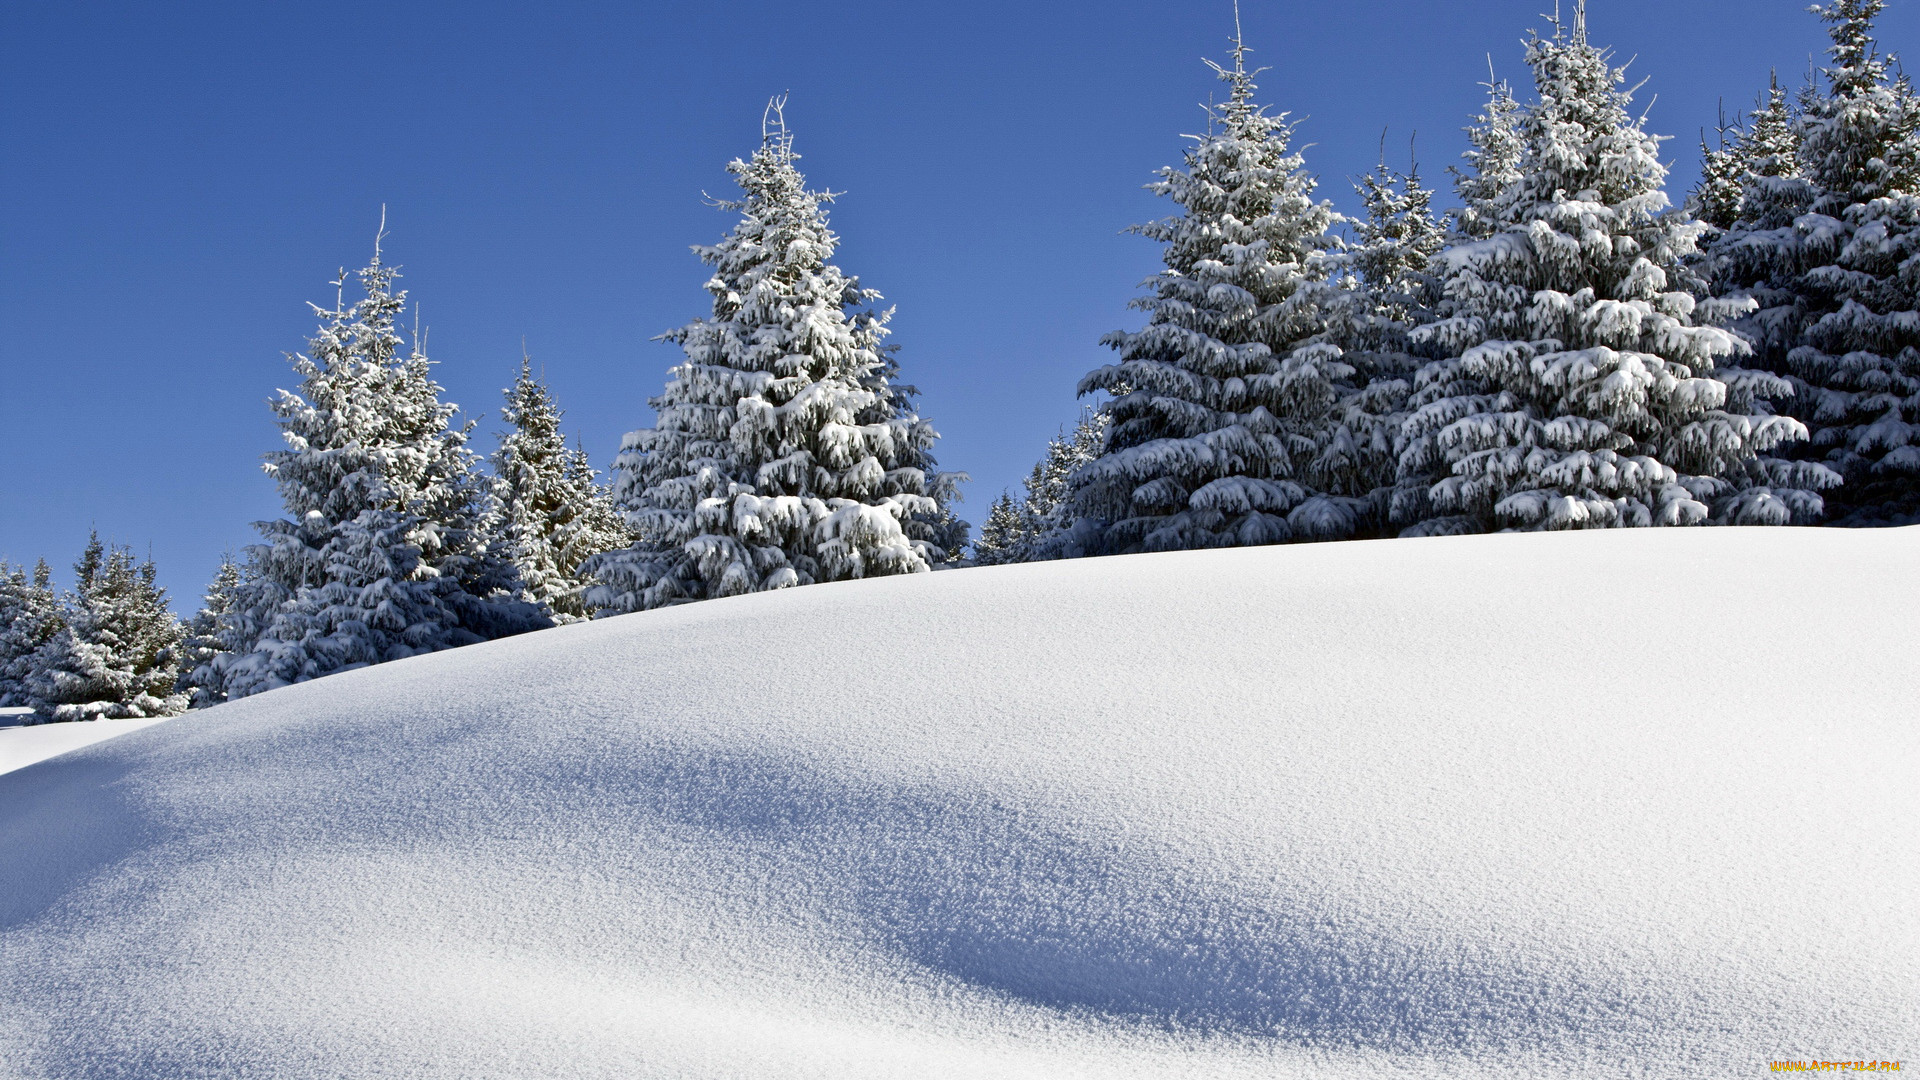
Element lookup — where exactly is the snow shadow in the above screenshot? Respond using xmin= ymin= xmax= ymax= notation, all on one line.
xmin=0 ymin=752 xmax=163 ymax=933
xmin=578 ymin=744 xmax=1654 ymax=1056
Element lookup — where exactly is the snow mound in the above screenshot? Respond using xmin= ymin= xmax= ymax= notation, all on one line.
xmin=3 ymin=528 xmax=1915 ymax=1078
xmin=0 ymin=717 xmax=174 ymax=777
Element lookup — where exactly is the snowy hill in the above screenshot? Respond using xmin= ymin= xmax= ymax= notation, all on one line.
xmin=2 ymin=528 xmax=1914 ymax=1078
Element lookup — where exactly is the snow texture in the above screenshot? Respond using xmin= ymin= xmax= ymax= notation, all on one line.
xmin=2 ymin=526 xmax=1915 ymax=1078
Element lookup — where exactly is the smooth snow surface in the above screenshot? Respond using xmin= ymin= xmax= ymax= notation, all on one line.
xmin=2 ymin=528 xmax=1915 ymax=1078
xmin=0 ymin=717 xmax=173 ymax=777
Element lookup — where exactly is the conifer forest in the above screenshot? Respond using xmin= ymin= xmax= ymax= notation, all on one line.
xmin=6 ymin=0 xmax=1919 ymax=720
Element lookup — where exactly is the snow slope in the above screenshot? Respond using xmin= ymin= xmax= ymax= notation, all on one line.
xmin=0 ymin=717 xmax=174 ymax=777
xmin=1 ymin=527 xmax=1914 ymax=1078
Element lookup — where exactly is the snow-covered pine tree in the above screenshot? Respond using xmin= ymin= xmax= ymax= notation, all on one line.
xmin=1693 ymin=74 xmax=1839 ymax=524
xmin=1451 ymin=70 xmax=1526 ymax=242
xmin=1693 ymin=99 xmax=1753 ymax=233
xmin=1710 ymin=0 xmax=1920 ymax=524
xmin=1393 ymin=3 xmax=1812 ymax=535
xmin=1351 ymin=152 xmax=1448 ymax=327
xmin=202 ymin=230 xmax=547 ymax=698
xmin=972 ymin=409 xmax=1108 ymax=565
xmin=1318 ymin=149 xmax=1449 ymax=531
xmin=1068 ymin=23 xmax=1351 ymax=554
xmin=971 ymin=493 xmax=1029 ymax=567
xmin=26 ymin=534 xmax=187 ymax=722
xmin=176 ymin=554 xmax=242 ymax=709
xmin=586 ymin=99 xmax=961 ymax=613
xmin=0 ymin=559 xmax=63 ymax=711
xmin=491 ymin=356 xmax=633 ymax=622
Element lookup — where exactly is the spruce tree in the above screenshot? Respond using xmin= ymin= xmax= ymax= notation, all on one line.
xmin=1068 ymin=25 xmax=1350 ymax=554
xmin=203 ymin=231 xmax=546 ymax=698
xmin=0 ymin=559 xmax=63 ymax=711
xmin=586 ymin=100 xmax=960 ymax=613
xmin=27 ymin=534 xmax=187 ymax=722
xmin=176 ymin=554 xmax=243 ymax=709
xmin=1322 ymin=153 xmax=1448 ymax=534
xmin=1694 ymin=106 xmax=1749 ymax=233
xmin=491 ymin=356 xmax=632 ymax=622
xmin=973 ymin=410 xmax=1108 ymax=565
xmin=1694 ymin=75 xmax=1838 ymax=525
xmin=1710 ymin=0 xmax=1920 ymax=524
xmin=1394 ymin=4 xmax=1809 ymax=535
xmin=971 ymin=494 xmax=1029 ymax=567
xmin=1451 ymin=73 xmax=1526 ymax=242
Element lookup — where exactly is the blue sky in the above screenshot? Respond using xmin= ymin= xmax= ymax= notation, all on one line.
xmin=3 ymin=0 xmax=1912 ymax=605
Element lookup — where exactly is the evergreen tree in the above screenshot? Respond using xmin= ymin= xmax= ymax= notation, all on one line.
xmin=1069 ymin=25 xmax=1351 ymax=554
xmin=972 ymin=410 xmax=1108 ymax=565
xmin=971 ymin=493 xmax=1030 ymax=567
xmin=1694 ymin=75 xmax=1837 ymax=525
xmin=27 ymin=534 xmax=186 ymax=722
xmin=1451 ymin=72 xmax=1526 ymax=242
xmin=586 ymin=100 xmax=961 ymax=613
xmin=203 ymin=231 xmax=547 ymax=699
xmin=1710 ymin=0 xmax=1920 ymax=524
xmin=1395 ymin=3 xmax=1811 ymax=535
xmin=1320 ymin=152 xmax=1449 ymax=533
xmin=491 ymin=356 xmax=632 ymax=622
xmin=1694 ymin=106 xmax=1750 ymax=233
xmin=0 ymin=559 xmax=64 ymax=711
xmin=176 ymin=554 xmax=243 ymax=709
xmin=1350 ymin=154 xmax=1447 ymax=326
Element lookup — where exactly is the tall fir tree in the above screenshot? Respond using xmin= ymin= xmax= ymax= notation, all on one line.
xmin=586 ymin=100 xmax=961 ymax=613
xmin=1709 ymin=0 xmax=1920 ymax=524
xmin=1692 ymin=75 xmax=1837 ymax=524
xmin=176 ymin=554 xmax=243 ymax=709
xmin=0 ymin=559 xmax=64 ymax=711
xmin=26 ymin=534 xmax=186 ymax=722
xmin=491 ymin=357 xmax=633 ymax=622
xmin=200 ymin=229 xmax=547 ymax=699
xmin=1393 ymin=3 xmax=1813 ymax=535
xmin=1068 ymin=21 xmax=1353 ymax=554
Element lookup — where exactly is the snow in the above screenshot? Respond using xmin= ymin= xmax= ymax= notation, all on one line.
xmin=2 ymin=526 xmax=1916 ymax=1078
xmin=0 ymin=716 xmax=173 ymax=776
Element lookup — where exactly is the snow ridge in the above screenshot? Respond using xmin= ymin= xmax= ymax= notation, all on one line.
xmin=2 ymin=527 xmax=1915 ymax=1078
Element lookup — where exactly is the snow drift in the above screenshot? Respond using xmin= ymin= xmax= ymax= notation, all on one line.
xmin=2 ymin=527 xmax=1915 ymax=1078
xmin=0 ymin=716 xmax=171 ymax=777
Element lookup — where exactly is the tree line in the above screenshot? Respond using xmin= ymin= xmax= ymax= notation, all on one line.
xmin=3 ymin=0 xmax=1914 ymax=721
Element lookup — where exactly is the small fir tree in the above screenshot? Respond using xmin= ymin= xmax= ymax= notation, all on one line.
xmin=1069 ymin=24 xmax=1351 ymax=554
xmin=491 ymin=356 xmax=633 ymax=622
xmin=1395 ymin=3 xmax=1812 ymax=535
xmin=176 ymin=554 xmax=243 ymax=709
xmin=203 ymin=230 xmax=546 ymax=698
xmin=1451 ymin=71 xmax=1526 ymax=242
xmin=971 ymin=493 xmax=1030 ymax=567
xmin=586 ymin=100 xmax=961 ymax=613
xmin=1694 ymin=107 xmax=1749 ymax=233
xmin=1350 ymin=153 xmax=1447 ymax=326
xmin=1321 ymin=152 xmax=1449 ymax=532
xmin=0 ymin=559 xmax=64 ymax=711
xmin=973 ymin=410 xmax=1108 ymax=565
xmin=27 ymin=534 xmax=187 ymax=722
xmin=1710 ymin=0 xmax=1920 ymax=524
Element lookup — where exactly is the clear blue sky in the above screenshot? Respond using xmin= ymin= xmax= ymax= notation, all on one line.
xmin=3 ymin=0 xmax=1911 ymax=606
